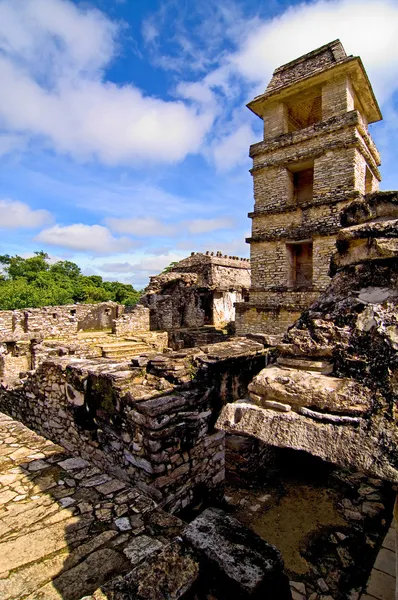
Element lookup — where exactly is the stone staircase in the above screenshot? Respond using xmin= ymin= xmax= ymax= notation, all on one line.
xmin=99 ymin=339 xmax=153 ymax=360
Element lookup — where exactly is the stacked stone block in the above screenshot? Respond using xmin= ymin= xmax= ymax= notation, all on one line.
xmin=236 ymin=40 xmax=383 ymax=335
xmin=0 ymin=338 xmax=267 ymax=513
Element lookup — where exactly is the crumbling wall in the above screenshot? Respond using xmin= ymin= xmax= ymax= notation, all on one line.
xmin=0 ymin=302 xmax=124 ymax=341
xmin=0 ymin=341 xmax=31 ymax=382
xmin=221 ymin=194 xmax=398 ymax=483
xmin=112 ymin=305 xmax=150 ymax=336
xmin=0 ymin=338 xmax=267 ymax=513
xmin=141 ymin=281 xmax=208 ymax=331
xmin=141 ymin=253 xmax=250 ymax=332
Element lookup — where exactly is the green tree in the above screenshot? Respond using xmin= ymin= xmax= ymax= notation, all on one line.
xmin=0 ymin=252 xmax=142 ymax=310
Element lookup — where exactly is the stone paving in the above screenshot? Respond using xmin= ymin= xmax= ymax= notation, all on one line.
xmin=360 ymin=524 xmax=396 ymax=600
xmin=0 ymin=412 xmax=183 ymax=600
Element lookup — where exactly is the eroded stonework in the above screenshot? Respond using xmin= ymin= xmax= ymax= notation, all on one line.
xmin=220 ymin=193 xmax=398 ymax=482
xmin=236 ymin=40 xmax=383 ymax=336
xmin=142 ymin=252 xmax=250 ymax=331
xmin=0 ymin=337 xmax=269 ymax=514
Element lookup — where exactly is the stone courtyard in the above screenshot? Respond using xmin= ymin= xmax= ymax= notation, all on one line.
xmin=0 ymin=411 xmax=185 ymax=600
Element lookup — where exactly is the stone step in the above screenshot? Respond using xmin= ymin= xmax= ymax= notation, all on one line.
xmin=102 ymin=345 xmax=151 ymax=358
xmin=100 ymin=341 xmax=147 ymax=350
xmin=277 ymin=356 xmax=333 ymax=374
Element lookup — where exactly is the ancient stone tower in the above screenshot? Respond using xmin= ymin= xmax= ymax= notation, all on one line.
xmin=235 ymin=40 xmax=382 ymax=336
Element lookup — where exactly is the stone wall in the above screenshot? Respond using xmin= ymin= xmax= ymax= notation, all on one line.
xmin=0 ymin=338 xmax=268 ymax=513
xmin=221 ymin=194 xmax=398 ymax=483
xmin=0 ymin=302 xmax=124 ymax=341
xmin=236 ymin=305 xmax=303 ymax=336
xmin=112 ymin=305 xmax=150 ymax=336
xmin=141 ymin=253 xmax=250 ymax=332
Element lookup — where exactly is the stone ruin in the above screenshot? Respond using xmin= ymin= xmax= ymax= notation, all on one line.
xmin=220 ymin=191 xmax=398 ymax=483
xmin=141 ymin=252 xmax=250 ymax=345
xmin=0 ymin=252 xmax=250 ymax=386
xmin=0 ymin=40 xmax=397 ymax=600
xmin=236 ymin=39 xmax=382 ymax=337
xmin=0 ymin=301 xmax=168 ymax=386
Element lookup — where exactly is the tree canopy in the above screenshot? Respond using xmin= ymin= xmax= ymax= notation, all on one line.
xmin=0 ymin=252 xmax=142 ymax=310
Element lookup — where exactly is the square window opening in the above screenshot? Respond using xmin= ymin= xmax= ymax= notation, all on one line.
xmin=288 ymin=162 xmax=314 ymax=205
xmin=285 ymin=90 xmax=322 ymax=133
xmin=287 ymin=242 xmax=313 ymax=289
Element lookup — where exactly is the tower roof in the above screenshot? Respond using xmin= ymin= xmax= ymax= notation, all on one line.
xmin=248 ymin=40 xmax=382 ymax=124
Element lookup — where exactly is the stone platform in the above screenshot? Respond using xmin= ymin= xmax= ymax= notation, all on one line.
xmin=0 ymin=412 xmax=184 ymax=600
xmin=360 ymin=525 xmax=396 ymax=600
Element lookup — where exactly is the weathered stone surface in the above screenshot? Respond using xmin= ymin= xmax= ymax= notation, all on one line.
xmin=183 ymin=507 xmax=292 ymax=598
xmin=141 ymin=252 xmax=250 ymax=333
xmin=218 ymin=402 xmax=398 ymax=482
xmin=237 ymin=41 xmax=383 ymax=336
xmin=97 ymin=540 xmax=200 ymax=600
xmin=0 ymin=412 xmax=185 ymax=600
xmin=0 ymin=336 xmax=265 ymax=513
xmin=333 ymin=236 xmax=398 ymax=268
xmin=277 ymin=356 xmax=333 ymax=373
xmin=248 ymin=367 xmax=372 ymax=414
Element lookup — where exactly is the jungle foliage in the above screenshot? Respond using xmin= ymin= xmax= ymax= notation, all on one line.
xmin=0 ymin=252 xmax=141 ymax=310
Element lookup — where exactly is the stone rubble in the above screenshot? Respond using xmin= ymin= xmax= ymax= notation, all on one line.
xmin=219 ymin=193 xmax=398 ymax=483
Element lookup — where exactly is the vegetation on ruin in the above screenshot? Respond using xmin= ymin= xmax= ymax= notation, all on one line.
xmin=0 ymin=252 xmax=142 ymax=309
xmin=161 ymin=261 xmax=179 ymax=274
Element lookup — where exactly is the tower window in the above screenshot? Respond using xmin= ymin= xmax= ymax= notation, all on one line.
xmin=288 ymin=161 xmax=314 ymax=205
xmin=287 ymin=242 xmax=313 ymax=289
xmin=285 ymin=90 xmax=322 ymax=132
xmin=293 ymin=168 xmax=314 ymax=205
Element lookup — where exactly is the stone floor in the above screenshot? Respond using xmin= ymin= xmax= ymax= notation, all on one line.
xmin=0 ymin=412 xmax=183 ymax=600
xmin=360 ymin=525 xmax=396 ymax=600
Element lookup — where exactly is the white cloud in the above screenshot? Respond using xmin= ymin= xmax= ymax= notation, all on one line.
xmin=0 ymin=0 xmax=214 ymax=165
xmin=0 ymin=199 xmax=52 ymax=229
xmin=107 ymin=216 xmax=236 ymax=237
xmin=0 ymin=134 xmax=27 ymax=156
xmin=0 ymin=0 xmax=117 ymax=78
xmin=129 ymin=253 xmax=186 ymax=273
xmin=186 ymin=217 xmax=235 ymax=234
xmin=35 ymin=223 xmax=135 ymax=254
xmin=99 ymin=262 xmax=135 ymax=273
xmin=106 ymin=217 xmax=177 ymax=237
xmin=210 ymin=124 xmax=254 ymax=172
xmin=141 ymin=19 xmax=159 ymax=45
xmin=231 ymin=0 xmax=398 ymax=103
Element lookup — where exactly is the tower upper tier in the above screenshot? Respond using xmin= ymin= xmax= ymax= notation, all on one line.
xmin=248 ymin=40 xmax=381 ymax=143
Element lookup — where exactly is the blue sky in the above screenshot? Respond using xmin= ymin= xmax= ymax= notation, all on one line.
xmin=0 ymin=0 xmax=397 ymax=289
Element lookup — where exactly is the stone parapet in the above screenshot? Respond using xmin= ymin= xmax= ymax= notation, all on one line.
xmin=112 ymin=305 xmax=150 ymax=336
xmin=0 ymin=338 xmax=267 ymax=513
xmin=0 ymin=301 xmax=124 ymax=341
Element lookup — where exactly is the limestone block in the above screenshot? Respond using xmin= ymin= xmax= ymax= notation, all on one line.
xmin=100 ymin=540 xmax=199 ymax=600
xmin=276 ymin=356 xmax=333 ymax=373
xmin=248 ymin=367 xmax=372 ymax=414
xmin=183 ymin=507 xmax=291 ymax=598
xmin=217 ymin=402 xmax=398 ymax=482
xmin=334 ymin=238 xmax=398 ymax=268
